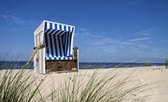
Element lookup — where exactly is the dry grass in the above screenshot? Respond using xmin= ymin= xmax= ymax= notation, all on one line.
xmin=0 ymin=66 xmax=148 ymax=102
xmin=48 ymin=71 xmax=148 ymax=102
xmin=0 ymin=69 xmax=44 ymax=102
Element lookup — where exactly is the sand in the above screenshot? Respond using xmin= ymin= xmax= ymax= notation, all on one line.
xmin=1 ymin=66 xmax=168 ymax=102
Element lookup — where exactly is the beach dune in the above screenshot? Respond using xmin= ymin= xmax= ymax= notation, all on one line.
xmin=0 ymin=66 xmax=168 ymax=102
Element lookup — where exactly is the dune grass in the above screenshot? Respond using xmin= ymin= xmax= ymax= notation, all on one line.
xmin=0 ymin=65 xmax=148 ymax=102
xmin=48 ymin=71 xmax=148 ymax=102
xmin=0 ymin=69 xmax=44 ymax=102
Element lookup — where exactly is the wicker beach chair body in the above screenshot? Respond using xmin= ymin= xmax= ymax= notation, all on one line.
xmin=34 ymin=20 xmax=79 ymax=74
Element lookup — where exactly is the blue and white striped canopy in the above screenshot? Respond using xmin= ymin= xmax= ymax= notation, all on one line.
xmin=44 ymin=21 xmax=75 ymax=60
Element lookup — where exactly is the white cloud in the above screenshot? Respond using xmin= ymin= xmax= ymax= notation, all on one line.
xmin=134 ymin=30 xmax=150 ymax=36
xmin=0 ymin=13 xmax=34 ymax=27
xmin=75 ymin=29 xmax=167 ymax=62
xmin=77 ymin=31 xmax=104 ymax=39
xmin=0 ymin=14 xmax=25 ymax=25
xmin=76 ymin=30 xmax=151 ymax=52
xmin=130 ymin=37 xmax=150 ymax=42
xmin=0 ymin=14 xmax=8 ymax=18
xmin=78 ymin=27 xmax=90 ymax=32
xmin=89 ymin=37 xmax=122 ymax=46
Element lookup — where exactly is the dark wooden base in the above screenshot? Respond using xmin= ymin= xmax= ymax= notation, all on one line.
xmin=46 ymin=60 xmax=78 ymax=73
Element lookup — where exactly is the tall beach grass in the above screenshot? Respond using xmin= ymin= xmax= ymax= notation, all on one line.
xmin=0 ymin=62 xmax=149 ymax=102
xmin=48 ymin=70 xmax=148 ymax=102
xmin=0 ymin=69 xmax=45 ymax=102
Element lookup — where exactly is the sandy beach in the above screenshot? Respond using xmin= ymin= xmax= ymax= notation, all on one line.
xmin=0 ymin=66 xmax=168 ymax=102
xmin=33 ymin=66 xmax=168 ymax=102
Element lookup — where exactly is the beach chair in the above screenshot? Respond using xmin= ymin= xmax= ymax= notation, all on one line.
xmin=33 ymin=20 xmax=79 ymax=74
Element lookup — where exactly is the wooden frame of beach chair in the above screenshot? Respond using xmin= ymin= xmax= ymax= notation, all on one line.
xmin=45 ymin=47 xmax=79 ymax=73
xmin=33 ymin=20 xmax=79 ymax=74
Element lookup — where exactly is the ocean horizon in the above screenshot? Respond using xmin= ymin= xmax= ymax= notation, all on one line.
xmin=0 ymin=61 xmax=165 ymax=69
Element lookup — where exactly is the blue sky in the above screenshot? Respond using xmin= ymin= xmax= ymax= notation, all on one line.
xmin=0 ymin=0 xmax=168 ymax=63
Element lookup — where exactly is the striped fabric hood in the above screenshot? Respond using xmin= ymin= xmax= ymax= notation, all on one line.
xmin=43 ymin=21 xmax=75 ymax=60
